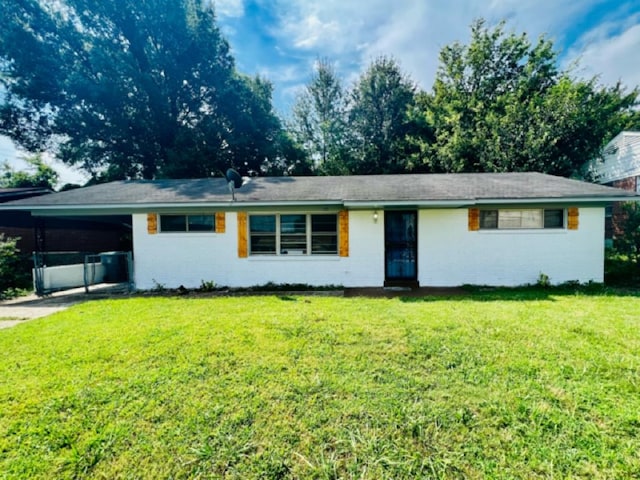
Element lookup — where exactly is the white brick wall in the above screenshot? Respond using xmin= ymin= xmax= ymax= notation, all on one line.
xmin=419 ymin=208 xmax=604 ymax=286
xmin=132 ymin=210 xmax=385 ymax=289
xmin=132 ymin=207 xmax=605 ymax=289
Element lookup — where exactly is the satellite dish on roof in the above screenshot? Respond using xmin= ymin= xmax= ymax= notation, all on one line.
xmin=225 ymin=168 xmax=243 ymax=201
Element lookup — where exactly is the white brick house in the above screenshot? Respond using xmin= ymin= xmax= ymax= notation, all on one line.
xmin=4 ymin=172 xmax=638 ymax=288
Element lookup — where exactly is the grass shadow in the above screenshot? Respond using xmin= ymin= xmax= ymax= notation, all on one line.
xmin=278 ymin=295 xmax=297 ymax=302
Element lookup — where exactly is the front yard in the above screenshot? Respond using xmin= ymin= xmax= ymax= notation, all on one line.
xmin=1 ymin=291 xmax=639 ymax=478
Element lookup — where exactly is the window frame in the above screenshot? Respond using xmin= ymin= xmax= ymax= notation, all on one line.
xmin=158 ymin=213 xmax=216 ymax=233
xmin=248 ymin=213 xmax=339 ymax=256
xmin=479 ymin=208 xmax=565 ymax=230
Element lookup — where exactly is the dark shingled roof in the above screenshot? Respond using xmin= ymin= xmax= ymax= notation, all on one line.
xmin=2 ymin=173 xmax=637 ymax=210
xmin=0 ymin=187 xmax=52 ymax=203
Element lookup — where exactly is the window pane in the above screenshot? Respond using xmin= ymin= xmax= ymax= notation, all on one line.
xmin=160 ymin=215 xmax=186 ymax=232
xmin=188 ymin=215 xmax=214 ymax=231
xmin=281 ymin=234 xmax=307 ymax=254
xmin=281 ymin=214 xmax=306 ymax=234
xmin=544 ymin=209 xmax=564 ymax=228
xmin=311 ymin=214 xmax=337 ymax=233
xmin=480 ymin=210 xmax=498 ymax=229
xmin=249 ymin=215 xmax=276 ymax=254
xmin=250 ymin=235 xmax=276 ymax=254
xmin=250 ymin=215 xmax=276 ymax=233
xmin=311 ymin=214 xmax=338 ymax=255
xmin=499 ymin=210 xmax=542 ymax=229
xmin=520 ymin=210 xmax=543 ymax=228
xmin=312 ymin=235 xmax=338 ymax=254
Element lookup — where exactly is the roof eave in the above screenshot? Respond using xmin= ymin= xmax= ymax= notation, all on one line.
xmin=3 ymin=195 xmax=636 ymax=217
xmin=0 ymin=200 xmax=345 ymax=216
xmin=474 ymin=196 xmax=639 ymax=205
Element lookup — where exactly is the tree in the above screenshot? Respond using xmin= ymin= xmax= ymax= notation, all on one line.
xmin=0 ymin=154 xmax=58 ymax=189
xmin=290 ymin=58 xmax=350 ymax=175
xmin=348 ymin=57 xmax=417 ymax=174
xmin=420 ymin=19 xmax=639 ymax=177
xmin=0 ymin=0 xmax=286 ymax=180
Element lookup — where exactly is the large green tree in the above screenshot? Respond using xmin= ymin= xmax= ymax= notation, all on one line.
xmin=418 ymin=19 xmax=639 ymax=177
xmin=0 ymin=154 xmax=58 ymax=189
xmin=290 ymin=58 xmax=350 ymax=175
xmin=348 ymin=57 xmax=418 ymax=174
xmin=0 ymin=0 xmax=285 ymax=180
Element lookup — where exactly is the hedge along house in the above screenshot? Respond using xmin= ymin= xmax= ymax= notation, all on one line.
xmin=3 ymin=172 xmax=638 ymax=289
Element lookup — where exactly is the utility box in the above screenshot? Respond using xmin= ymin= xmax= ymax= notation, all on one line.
xmin=100 ymin=252 xmax=128 ymax=283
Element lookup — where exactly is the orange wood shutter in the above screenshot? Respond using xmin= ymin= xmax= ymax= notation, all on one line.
xmin=339 ymin=210 xmax=349 ymax=257
xmin=237 ymin=212 xmax=248 ymax=258
xmin=567 ymin=207 xmax=579 ymax=230
xmin=468 ymin=208 xmax=480 ymax=231
xmin=215 ymin=212 xmax=226 ymax=233
xmin=147 ymin=213 xmax=158 ymax=234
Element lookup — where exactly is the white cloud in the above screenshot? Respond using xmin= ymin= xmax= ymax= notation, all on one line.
xmin=292 ymin=14 xmax=341 ymax=49
xmin=268 ymin=0 xmax=610 ymax=92
xmin=213 ymin=0 xmax=244 ymax=18
xmin=567 ymin=16 xmax=640 ymax=89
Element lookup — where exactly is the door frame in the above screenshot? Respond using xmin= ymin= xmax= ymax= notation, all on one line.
xmin=384 ymin=210 xmax=419 ymax=287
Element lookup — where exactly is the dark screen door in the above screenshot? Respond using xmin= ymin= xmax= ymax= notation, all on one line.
xmin=384 ymin=211 xmax=417 ymax=281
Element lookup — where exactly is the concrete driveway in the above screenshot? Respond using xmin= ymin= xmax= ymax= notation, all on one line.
xmin=0 ymin=284 xmax=127 ymax=329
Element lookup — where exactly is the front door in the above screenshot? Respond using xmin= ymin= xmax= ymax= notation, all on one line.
xmin=384 ymin=211 xmax=418 ymax=285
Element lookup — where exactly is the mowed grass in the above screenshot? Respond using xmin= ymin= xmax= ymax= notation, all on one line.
xmin=1 ymin=292 xmax=639 ymax=479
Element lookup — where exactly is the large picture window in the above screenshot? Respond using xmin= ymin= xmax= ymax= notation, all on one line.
xmin=249 ymin=214 xmax=338 ymax=255
xmin=160 ymin=214 xmax=215 ymax=232
xmin=479 ymin=209 xmax=564 ymax=230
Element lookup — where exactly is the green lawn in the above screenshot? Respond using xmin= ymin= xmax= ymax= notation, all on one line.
xmin=1 ymin=292 xmax=639 ymax=479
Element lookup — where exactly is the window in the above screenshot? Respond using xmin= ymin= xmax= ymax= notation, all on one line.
xmin=311 ymin=214 xmax=338 ymax=254
xmin=249 ymin=215 xmax=276 ymax=253
xmin=479 ymin=209 xmax=564 ymax=230
xmin=160 ymin=214 xmax=215 ymax=232
xmin=249 ymin=214 xmax=338 ymax=255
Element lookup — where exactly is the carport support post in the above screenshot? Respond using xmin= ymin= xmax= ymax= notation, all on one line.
xmin=32 ymin=252 xmax=44 ymax=296
xmin=126 ymin=251 xmax=134 ymax=292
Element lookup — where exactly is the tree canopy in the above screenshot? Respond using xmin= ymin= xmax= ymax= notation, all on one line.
xmin=288 ymin=20 xmax=638 ymax=178
xmin=348 ymin=57 xmax=418 ymax=174
xmin=415 ymin=19 xmax=639 ymax=177
xmin=290 ymin=58 xmax=349 ymax=175
xmin=0 ymin=0 xmax=285 ymax=180
xmin=290 ymin=56 xmax=419 ymax=175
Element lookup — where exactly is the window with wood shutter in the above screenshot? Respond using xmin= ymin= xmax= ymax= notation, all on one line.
xmin=246 ymin=213 xmax=339 ymax=256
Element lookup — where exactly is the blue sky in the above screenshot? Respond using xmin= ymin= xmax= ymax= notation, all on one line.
xmin=216 ymin=0 xmax=640 ymax=115
xmin=2 ymin=0 xmax=640 ymax=184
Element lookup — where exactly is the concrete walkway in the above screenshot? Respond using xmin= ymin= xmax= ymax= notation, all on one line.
xmin=0 ymin=284 xmax=127 ymax=329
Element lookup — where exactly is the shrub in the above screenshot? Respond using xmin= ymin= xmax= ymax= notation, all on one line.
xmin=607 ymin=202 xmax=640 ymax=286
xmin=0 ymin=234 xmax=32 ymax=297
xmin=605 ymin=250 xmax=639 ymax=286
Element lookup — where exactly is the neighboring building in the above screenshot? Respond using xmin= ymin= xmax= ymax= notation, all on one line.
xmin=3 ymin=172 xmax=637 ymax=288
xmin=589 ymin=131 xmax=640 ymax=243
